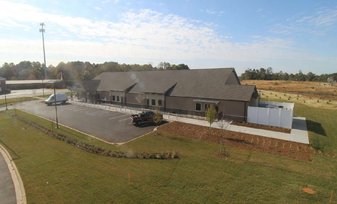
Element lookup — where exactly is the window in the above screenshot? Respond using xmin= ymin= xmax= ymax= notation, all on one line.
xmin=196 ymin=103 xmax=201 ymax=111
xmin=158 ymin=99 xmax=162 ymax=106
xmin=112 ymin=95 xmax=115 ymax=101
xmin=204 ymin=104 xmax=210 ymax=111
xmin=117 ymin=96 xmax=120 ymax=102
xmin=151 ymin=99 xmax=156 ymax=106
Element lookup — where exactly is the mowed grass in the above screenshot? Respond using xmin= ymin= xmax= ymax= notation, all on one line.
xmin=1 ymin=110 xmax=337 ymax=203
xmin=262 ymin=97 xmax=337 ymax=154
xmin=0 ymin=97 xmax=37 ymax=107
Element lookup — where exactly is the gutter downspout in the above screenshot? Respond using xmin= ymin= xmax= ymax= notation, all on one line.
xmin=244 ymin=101 xmax=247 ymax=122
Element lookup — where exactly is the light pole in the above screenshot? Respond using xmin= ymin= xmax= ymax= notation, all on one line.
xmin=40 ymin=22 xmax=47 ymax=97
xmin=54 ymin=83 xmax=59 ymax=129
xmin=5 ymin=93 xmax=8 ymax=110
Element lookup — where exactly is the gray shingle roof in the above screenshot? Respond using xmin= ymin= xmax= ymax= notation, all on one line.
xmin=75 ymin=80 xmax=101 ymax=92
xmin=93 ymin=68 xmax=256 ymax=101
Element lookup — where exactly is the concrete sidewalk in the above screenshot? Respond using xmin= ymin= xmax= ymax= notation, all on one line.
xmin=70 ymin=101 xmax=310 ymax=144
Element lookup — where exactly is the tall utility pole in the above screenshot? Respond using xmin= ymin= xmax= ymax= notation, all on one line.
xmin=39 ymin=22 xmax=47 ymax=78
xmin=54 ymin=84 xmax=59 ymax=129
xmin=40 ymin=23 xmax=47 ymax=97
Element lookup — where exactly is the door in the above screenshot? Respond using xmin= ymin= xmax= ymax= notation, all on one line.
xmin=146 ymin=99 xmax=149 ymax=108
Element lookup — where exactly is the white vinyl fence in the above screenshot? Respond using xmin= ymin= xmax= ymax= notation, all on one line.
xmin=247 ymin=101 xmax=294 ymax=129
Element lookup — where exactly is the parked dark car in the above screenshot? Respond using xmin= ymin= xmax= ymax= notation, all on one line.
xmin=130 ymin=111 xmax=162 ymax=126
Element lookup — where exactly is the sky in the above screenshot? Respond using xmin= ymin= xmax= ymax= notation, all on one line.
xmin=0 ymin=0 xmax=336 ymax=75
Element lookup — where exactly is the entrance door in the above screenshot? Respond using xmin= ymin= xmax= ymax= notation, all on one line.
xmin=146 ymin=99 xmax=149 ymax=108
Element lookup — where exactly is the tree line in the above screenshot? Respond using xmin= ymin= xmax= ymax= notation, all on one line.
xmin=0 ymin=61 xmax=189 ymax=81
xmin=240 ymin=67 xmax=336 ymax=82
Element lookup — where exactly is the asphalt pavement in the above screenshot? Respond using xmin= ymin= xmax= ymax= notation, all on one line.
xmin=15 ymin=100 xmax=155 ymax=143
xmin=0 ymin=153 xmax=16 ymax=204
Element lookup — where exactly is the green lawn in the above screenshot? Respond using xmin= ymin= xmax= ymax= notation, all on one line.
xmin=1 ymin=109 xmax=337 ymax=203
xmin=0 ymin=97 xmax=37 ymax=107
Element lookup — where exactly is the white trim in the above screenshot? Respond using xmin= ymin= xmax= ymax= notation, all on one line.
xmin=193 ymin=99 xmax=219 ymax=104
xmin=195 ymin=103 xmax=202 ymax=111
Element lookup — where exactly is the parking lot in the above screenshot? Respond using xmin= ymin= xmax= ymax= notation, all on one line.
xmin=15 ymin=100 xmax=156 ymax=143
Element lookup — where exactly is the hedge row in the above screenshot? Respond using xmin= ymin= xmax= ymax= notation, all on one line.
xmin=6 ymin=112 xmax=180 ymax=159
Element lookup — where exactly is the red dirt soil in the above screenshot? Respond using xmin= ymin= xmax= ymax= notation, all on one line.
xmin=159 ymin=121 xmax=318 ymax=161
xmin=302 ymin=188 xmax=315 ymax=194
xmin=231 ymin=121 xmax=291 ymax=134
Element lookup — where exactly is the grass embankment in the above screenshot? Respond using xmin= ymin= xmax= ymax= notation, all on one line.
xmin=1 ymin=109 xmax=337 ymax=203
xmin=0 ymin=97 xmax=37 ymax=107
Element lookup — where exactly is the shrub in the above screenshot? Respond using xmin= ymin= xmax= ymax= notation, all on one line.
xmin=310 ymin=137 xmax=325 ymax=153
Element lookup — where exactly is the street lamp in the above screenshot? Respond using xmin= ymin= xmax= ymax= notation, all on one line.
xmin=40 ymin=22 xmax=47 ymax=97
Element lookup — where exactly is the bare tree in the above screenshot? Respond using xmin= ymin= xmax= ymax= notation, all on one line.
xmin=217 ymin=113 xmax=231 ymax=155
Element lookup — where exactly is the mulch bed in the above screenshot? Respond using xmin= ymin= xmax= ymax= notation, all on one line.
xmin=159 ymin=121 xmax=319 ymax=161
xmin=231 ymin=121 xmax=291 ymax=134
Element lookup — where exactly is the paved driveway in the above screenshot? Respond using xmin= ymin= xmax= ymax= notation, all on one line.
xmin=0 ymin=153 xmax=16 ymax=204
xmin=15 ymin=100 xmax=156 ymax=143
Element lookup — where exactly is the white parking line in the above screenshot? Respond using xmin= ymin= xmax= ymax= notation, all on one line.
xmin=118 ymin=118 xmax=131 ymax=122
xmin=109 ymin=114 xmax=129 ymax=120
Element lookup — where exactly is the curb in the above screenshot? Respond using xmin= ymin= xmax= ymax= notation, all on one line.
xmin=0 ymin=144 xmax=26 ymax=204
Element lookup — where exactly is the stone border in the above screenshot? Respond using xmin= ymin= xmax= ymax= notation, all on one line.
xmin=0 ymin=144 xmax=26 ymax=204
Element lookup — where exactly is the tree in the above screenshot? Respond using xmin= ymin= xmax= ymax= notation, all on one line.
xmin=206 ymin=104 xmax=217 ymax=136
xmin=28 ymin=74 xmax=36 ymax=80
xmin=153 ymin=107 xmax=163 ymax=136
xmin=217 ymin=113 xmax=231 ymax=155
xmin=307 ymin=71 xmax=315 ymax=81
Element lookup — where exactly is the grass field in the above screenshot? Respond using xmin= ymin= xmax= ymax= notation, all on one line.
xmin=1 ymin=108 xmax=337 ymax=203
xmin=0 ymin=97 xmax=37 ymax=107
xmin=242 ymin=80 xmax=337 ymax=103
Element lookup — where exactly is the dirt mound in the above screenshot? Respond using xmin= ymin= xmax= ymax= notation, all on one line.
xmin=159 ymin=121 xmax=318 ymax=161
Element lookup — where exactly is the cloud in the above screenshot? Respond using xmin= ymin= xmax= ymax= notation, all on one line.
xmin=102 ymin=0 xmax=110 ymax=3
xmin=206 ymin=9 xmax=216 ymax=14
xmin=257 ymin=9 xmax=263 ymax=12
xmin=296 ymin=16 xmax=313 ymax=22
xmin=310 ymin=8 xmax=337 ymax=26
xmin=94 ymin=7 xmax=102 ymax=10
xmin=270 ymin=8 xmax=337 ymax=35
xmin=0 ymin=1 xmax=316 ymax=64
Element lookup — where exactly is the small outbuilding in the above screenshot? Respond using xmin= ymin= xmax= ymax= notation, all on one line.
xmin=0 ymin=76 xmax=6 ymax=94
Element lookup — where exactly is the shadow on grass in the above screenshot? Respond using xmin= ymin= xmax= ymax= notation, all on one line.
xmin=0 ymin=140 xmax=21 ymax=160
xmin=225 ymin=138 xmax=252 ymax=145
xmin=306 ymin=120 xmax=327 ymax=137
